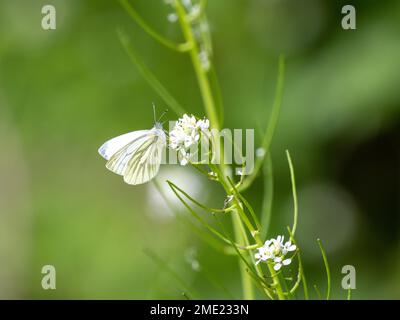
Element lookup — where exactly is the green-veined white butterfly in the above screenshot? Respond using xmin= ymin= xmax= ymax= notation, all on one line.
xmin=98 ymin=109 xmax=167 ymax=185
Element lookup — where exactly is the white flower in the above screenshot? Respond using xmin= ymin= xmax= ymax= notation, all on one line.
xmin=282 ymin=240 xmax=297 ymax=255
xmin=169 ymin=114 xmax=210 ymax=166
xmin=256 ymin=147 xmax=266 ymax=158
xmin=198 ymin=50 xmax=210 ymax=71
xmin=273 ymin=257 xmax=292 ymax=271
xmin=182 ymin=0 xmax=192 ymax=9
xmin=255 ymin=246 xmax=274 ymax=265
xmin=197 ymin=118 xmax=210 ymax=131
xmin=254 ymin=235 xmax=296 ymax=270
xmin=167 ymin=13 xmax=178 ymax=23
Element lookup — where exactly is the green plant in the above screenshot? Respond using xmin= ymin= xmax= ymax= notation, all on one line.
xmin=115 ymin=0 xmax=334 ymax=300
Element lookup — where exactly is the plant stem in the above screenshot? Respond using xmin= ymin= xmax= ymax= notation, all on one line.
xmin=267 ymin=264 xmax=286 ymax=300
xmin=175 ymin=0 xmax=286 ymax=300
xmin=232 ymin=210 xmax=255 ymax=299
xmin=175 ymin=0 xmax=255 ymax=299
xmin=175 ymin=0 xmax=220 ymax=129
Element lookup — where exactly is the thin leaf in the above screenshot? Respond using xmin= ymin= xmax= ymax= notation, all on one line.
xmin=313 ymin=284 xmax=322 ymax=300
xmin=213 ymin=214 xmax=274 ymax=299
xmin=317 ymin=238 xmax=331 ymax=300
xmin=226 ymin=177 xmax=259 ymax=233
xmin=209 ymin=64 xmax=224 ymax=127
xmin=152 ymin=179 xmax=225 ymax=253
xmin=286 ymin=150 xmax=298 ymax=236
xmin=117 ymin=28 xmax=186 ymax=116
xmin=168 ymin=180 xmax=228 ymax=213
xmin=118 ymin=0 xmax=191 ymax=52
xmin=260 ymin=152 xmax=273 ymax=237
xmin=287 ymin=227 xmax=309 ymax=299
xmin=239 ymin=55 xmax=285 ymax=191
xmin=167 ymin=180 xmax=233 ymax=245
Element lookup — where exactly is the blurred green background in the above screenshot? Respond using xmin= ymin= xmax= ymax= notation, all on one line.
xmin=0 ymin=0 xmax=399 ymax=299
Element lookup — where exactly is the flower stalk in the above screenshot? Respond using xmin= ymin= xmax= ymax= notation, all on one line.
xmin=116 ymin=0 xmax=333 ymax=301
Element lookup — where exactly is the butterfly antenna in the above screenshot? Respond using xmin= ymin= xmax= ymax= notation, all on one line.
xmin=158 ymin=109 xmax=169 ymax=123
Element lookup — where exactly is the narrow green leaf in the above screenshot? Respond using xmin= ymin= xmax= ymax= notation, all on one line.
xmin=261 ymin=152 xmax=273 ymax=237
xmin=118 ymin=0 xmax=191 ymax=52
xmin=317 ymin=239 xmax=331 ymax=300
xmin=117 ymin=29 xmax=186 ymax=116
xmin=209 ymin=64 xmax=224 ymax=127
xmin=286 ymin=150 xmax=298 ymax=237
xmin=212 ymin=214 xmax=274 ymax=299
xmin=287 ymin=227 xmax=309 ymax=299
xmin=226 ymin=177 xmax=259 ymax=233
xmin=168 ymin=181 xmax=228 ymax=213
xmin=313 ymin=284 xmax=322 ymax=300
xmin=152 ymin=179 xmax=225 ymax=253
xmin=239 ymin=55 xmax=286 ymax=191
xmin=167 ymin=180 xmax=233 ymax=245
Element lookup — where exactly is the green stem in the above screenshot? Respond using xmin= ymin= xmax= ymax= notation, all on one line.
xmin=232 ymin=210 xmax=254 ymax=299
xmin=174 ymin=0 xmax=286 ymax=300
xmin=175 ymin=0 xmax=220 ymax=129
xmin=267 ymin=264 xmax=286 ymax=300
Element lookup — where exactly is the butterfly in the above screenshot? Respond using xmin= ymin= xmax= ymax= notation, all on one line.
xmin=98 ymin=108 xmax=167 ymax=185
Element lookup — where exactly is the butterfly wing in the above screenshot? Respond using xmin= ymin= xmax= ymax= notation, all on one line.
xmin=98 ymin=130 xmax=149 ymax=161
xmin=104 ymin=128 xmax=166 ymax=185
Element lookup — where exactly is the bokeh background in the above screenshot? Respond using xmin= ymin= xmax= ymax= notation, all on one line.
xmin=0 ymin=0 xmax=399 ymax=299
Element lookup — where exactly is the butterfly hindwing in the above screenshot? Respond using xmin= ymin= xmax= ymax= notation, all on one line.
xmin=123 ymin=138 xmax=162 ymax=185
xmin=103 ymin=127 xmax=166 ymax=185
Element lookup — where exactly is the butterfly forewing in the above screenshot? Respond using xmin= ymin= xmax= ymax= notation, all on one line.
xmin=103 ymin=127 xmax=166 ymax=185
xmin=98 ymin=130 xmax=149 ymax=161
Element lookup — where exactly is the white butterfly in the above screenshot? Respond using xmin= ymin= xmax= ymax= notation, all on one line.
xmin=98 ymin=121 xmax=166 ymax=185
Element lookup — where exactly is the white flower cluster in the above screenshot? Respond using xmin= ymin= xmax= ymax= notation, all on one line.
xmin=169 ymin=114 xmax=209 ymax=166
xmin=255 ymin=235 xmax=296 ymax=271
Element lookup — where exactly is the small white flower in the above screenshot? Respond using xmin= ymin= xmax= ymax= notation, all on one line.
xmin=282 ymin=240 xmax=297 ymax=255
xmin=186 ymin=3 xmax=201 ymax=21
xmin=169 ymin=114 xmax=210 ymax=166
xmin=182 ymin=0 xmax=192 ymax=9
xmin=197 ymin=118 xmax=210 ymax=131
xmin=255 ymin=246 xmax=273 ymax=265
xmin=254 ymin=235 xmax=296 ymax=270
xmin=167 ymin=13 xmax=178 ymax=23
xmin=198 ymin=50 xmax=210 ymax=71
xmin=256 ymin=147 xmax=266 ymax=158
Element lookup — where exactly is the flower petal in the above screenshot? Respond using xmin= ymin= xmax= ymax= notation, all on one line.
xmin=273 ymin=263 xmax=282 ymax=271
xmin=282 ymin=258 xmax=291 ymax=266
